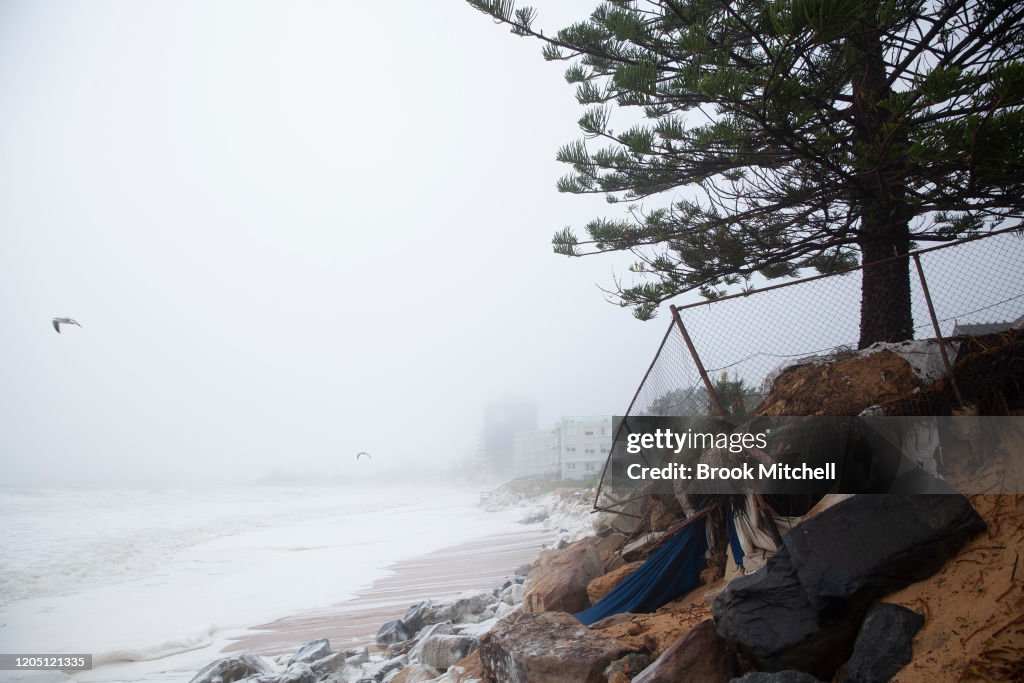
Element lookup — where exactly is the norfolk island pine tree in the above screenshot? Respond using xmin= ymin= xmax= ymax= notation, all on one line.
xmin=467 ymin=0 xmax=1024 ymax=347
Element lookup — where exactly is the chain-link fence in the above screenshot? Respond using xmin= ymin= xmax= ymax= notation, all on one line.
xmin=594 ymin=228 xmax=1024 ymax=513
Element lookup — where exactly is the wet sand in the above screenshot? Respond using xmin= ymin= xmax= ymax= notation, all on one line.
xmin=223 ymin=527 xmax=553 ymax=656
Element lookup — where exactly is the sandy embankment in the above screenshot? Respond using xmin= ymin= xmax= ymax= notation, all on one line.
xmin=890 ymin=494 xmax=1024 ymax=682
xmin=222 ymin=527 xmax=553 ymax=657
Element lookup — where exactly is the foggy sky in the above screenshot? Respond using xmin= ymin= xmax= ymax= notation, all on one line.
xmin=0 ymin=1 xmax=681 ymax=487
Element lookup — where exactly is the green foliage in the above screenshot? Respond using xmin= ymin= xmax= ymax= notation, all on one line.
xmin=713 ymin=371 xmax=757 ymax=418
xmin=646 ymin=386 xmax=709 ymax=416
xmin=468 ymin=0 xmax=1024 ymax=327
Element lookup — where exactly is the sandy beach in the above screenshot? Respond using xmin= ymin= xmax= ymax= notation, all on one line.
xmin=222 ymin=527 xmax=554 ymax=657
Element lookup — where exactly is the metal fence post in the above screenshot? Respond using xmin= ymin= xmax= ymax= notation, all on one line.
xmin=913 ymin=253 xmax=966 ymax=407
xmin=670 ymin=305 xmax=730 ymax=418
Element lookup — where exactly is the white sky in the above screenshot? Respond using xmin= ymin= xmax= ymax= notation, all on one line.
xmin=0 ymin=1 xmax=682 ymax=487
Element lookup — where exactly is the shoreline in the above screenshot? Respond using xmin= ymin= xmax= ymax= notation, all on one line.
xmin=222 ymin=527 xmax=554 ymax=657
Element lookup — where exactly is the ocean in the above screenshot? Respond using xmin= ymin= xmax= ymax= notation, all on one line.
xmin=0 ymin=484 xmax=530 ymax=682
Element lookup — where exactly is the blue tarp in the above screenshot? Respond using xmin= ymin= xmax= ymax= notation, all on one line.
xmin=574 ymin=516 xmax=709 ymax=626
xmin=727 ymin=512 xmax=745 ymax=571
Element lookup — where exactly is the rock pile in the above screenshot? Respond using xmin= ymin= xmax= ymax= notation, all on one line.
xmin=474 ymin=493 xmax=989 ymax=683
xmin=713 ymin=494 xmax=984 ymax=679
xmin=189 ymin=566 xmax=534 ymax=683
xmin=190 ymin=477 xmax=1004 ymax=683
xmin=483 ymin=485 xmax=597 ymax=547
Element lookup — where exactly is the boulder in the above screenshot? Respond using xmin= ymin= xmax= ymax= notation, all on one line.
xmin=783 ymin=495 xmax=984 ymax=612
xmin=587 ymin=561 xmax=644 ymax=604
xmin=409 ymin=621 xmax=454 ymax=661
xmin=593 ymin=532 xmax=627 ymax=569
xmin=494 ymin=602 xmax=515 ymax=619
xmin=420 ymin=600 xmax=458 ymax=626
xmin=447 ymin=650 xmax=485 ymax=683
xmin=603 ymin=652 xmax=653 ymax=683
xmin=308 ymin=652 xmax=348 ymax=678
xmin=594 ymin=503 xmax=643 ymax=536
xmin=388 ymin=663 xmax=439 ymax=683
xmin=840 ymin=603 xmax=924 ymax=683
xmin=287 ymin=638 xmax=331 ymax=666
xmin=403 ymin=600 xmax=432 ymax=633
xmin=344 ymin=647 xmax=370 ymax=667
xmin=453 ymin=590 xmax=493 ymax=621
xmin=523 ymin=540 xmax=604 ymax=613
xmin=275 ymin=663 xmax=316 ymax=683
xmin=190 ymin=654 xmax=273 ymax=683
xmin=633 ymin=620 xmax=738 ymax=683
xmin=479 ymin=611 xmax=635 ymax=683
xmin=376 ymin=619 xmax=412 ymax=647
xmin=714 ymin=494 xmax=984 ymax=679
xmin=416 ymin=634 xmax=479 ymax=672
xmin=715 ymin=551 xmax=820 ymax=667
xmin=500 ymin=582 xmax=525 ymax=605
xmin=730 ymin=672 xmax=825 ymax=683
xmin=364 ymin=655 xmax=408 ymax=681
xmin=455 ymin=617 xmax=498 ymax=638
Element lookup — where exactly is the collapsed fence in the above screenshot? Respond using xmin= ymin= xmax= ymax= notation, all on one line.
xmin=594 ymin=228 xmax=1024 ymax=515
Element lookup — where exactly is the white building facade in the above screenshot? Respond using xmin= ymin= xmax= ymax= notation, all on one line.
xmin=558 ymin=416 xmax=613 ymax=480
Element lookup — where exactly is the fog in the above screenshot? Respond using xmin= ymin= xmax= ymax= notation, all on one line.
xmin=0 ymin=1 xmax=681 ymax=487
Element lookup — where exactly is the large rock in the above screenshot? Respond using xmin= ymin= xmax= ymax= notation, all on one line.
xmin=403 ymin=600 xmax=432 ymax=633
xmin=274 ymin=663 xmax=316 ymax=683
xmin=447 ymin=650 xmax=485 ymax=683
xmin=715 ymin=552 xmax=821 ymax=666
xmin=364 ymin=655 xmax=408 ymax=681
xmin=593 ymin=532 xmax=627 ymax=568
xmin=633 ymin=620 xmax=738 ymax=683
xmin=308 ymin=647 xmax=368 ymax=680
xmin=420 ymin=600 xmax=458 ymax=626
xmin=287 ymin=639 xmax=331 ymax=666
xmin=593 ymin=499 xmax=644 ymax=536
xmin=714 ymin=494 xmax=985 ymax=679
xmin=190 ymin=654 xmax=273 ymax=683
xmin=783 ymin=495 xmax=984 ymax=612
xmin=416 ymin=634 xmax=479 ymax=672
xmin=840 ymin=603 xmax=923 ymax=683
xmin=376 ymin=619 xmax=412 ymax=646
xmin=343 ymin=647 xmax=369 ymax=667
xmin=453 ymin=589 xmax=493 ymax=621
xmin=456 ymin=617 xmax=499 ymax=638
xmin=730 ymin=673 xmax=825 ymax=683
xmin=389 ymin=663 xmax=439 ymax=683
xmin=500 ymin=582 xmax=524 ymax=605
xmin=523 ymin=540 xmax=604 ymax=613
xmin=587 ymin=561 xmax=644 ymax=604
xmin=408 ymin=621 xmax=454 ymax=662
xmin=479 ymin=611 xmax=635 ymax=683
xmin=603 ymin=653 xmax=653 ymax=683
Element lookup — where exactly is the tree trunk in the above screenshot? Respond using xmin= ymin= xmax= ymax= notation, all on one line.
xmin=849 ymin=4 xmax=915 ymax=348
xmin=858 ymin=223 xmax=914 ymax=348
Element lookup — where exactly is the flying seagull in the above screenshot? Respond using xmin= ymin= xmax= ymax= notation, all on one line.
xmin=52 ymin=317 xmax=82 ymax=334
xmin=356 ymin=452 xmax=372 ymax=460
